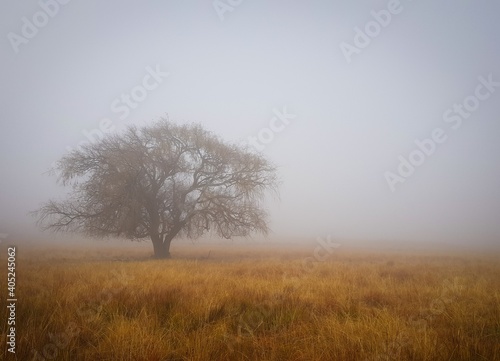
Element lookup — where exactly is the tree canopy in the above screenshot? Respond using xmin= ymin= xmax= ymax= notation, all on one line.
xmin=36 ymin=119 xmax=278 ymax=258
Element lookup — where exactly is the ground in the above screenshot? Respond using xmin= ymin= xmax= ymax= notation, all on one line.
xmin=0 ymin=241 xmax=499 ymax=360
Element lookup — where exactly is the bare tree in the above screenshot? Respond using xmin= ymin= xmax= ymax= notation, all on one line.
xmin=35 ymin=119 xmax=278 ymax=258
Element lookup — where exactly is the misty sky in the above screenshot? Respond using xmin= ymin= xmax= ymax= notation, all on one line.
xmin=1 ymin=0 xmax=499 ymax=246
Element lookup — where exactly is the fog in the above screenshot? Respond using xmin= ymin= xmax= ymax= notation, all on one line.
xmin=1 ymin=0 xmax=499 ymax=248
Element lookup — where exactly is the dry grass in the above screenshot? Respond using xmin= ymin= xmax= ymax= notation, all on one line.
xmin=0 ymin=242 xmax=499 ymax=360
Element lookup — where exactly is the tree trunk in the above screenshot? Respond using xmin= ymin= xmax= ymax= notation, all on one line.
xmin=151 ymin=234 xmax=172 ymax=259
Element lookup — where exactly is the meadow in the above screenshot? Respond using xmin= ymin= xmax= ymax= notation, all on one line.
xmin=0 ymin=241 xmax=499 ymax=360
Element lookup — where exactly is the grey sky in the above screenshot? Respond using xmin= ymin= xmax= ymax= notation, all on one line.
xmin=1 ymin=0 xmax=499 ymax=246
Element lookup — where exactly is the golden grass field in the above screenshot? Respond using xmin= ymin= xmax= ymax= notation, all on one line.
xmin=1 ymin=241 xmax=499 ymax=360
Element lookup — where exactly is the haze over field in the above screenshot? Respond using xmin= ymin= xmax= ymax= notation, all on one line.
xmin=1 ymin=1 xmax=500 ymax=248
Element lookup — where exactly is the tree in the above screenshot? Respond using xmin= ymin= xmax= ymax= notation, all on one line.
xmin=35 ymin=119 xmax=278 ymax=258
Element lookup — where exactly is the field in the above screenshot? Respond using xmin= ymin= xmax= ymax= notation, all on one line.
xmin=1 ymin=241 xmax=499 ymax=361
